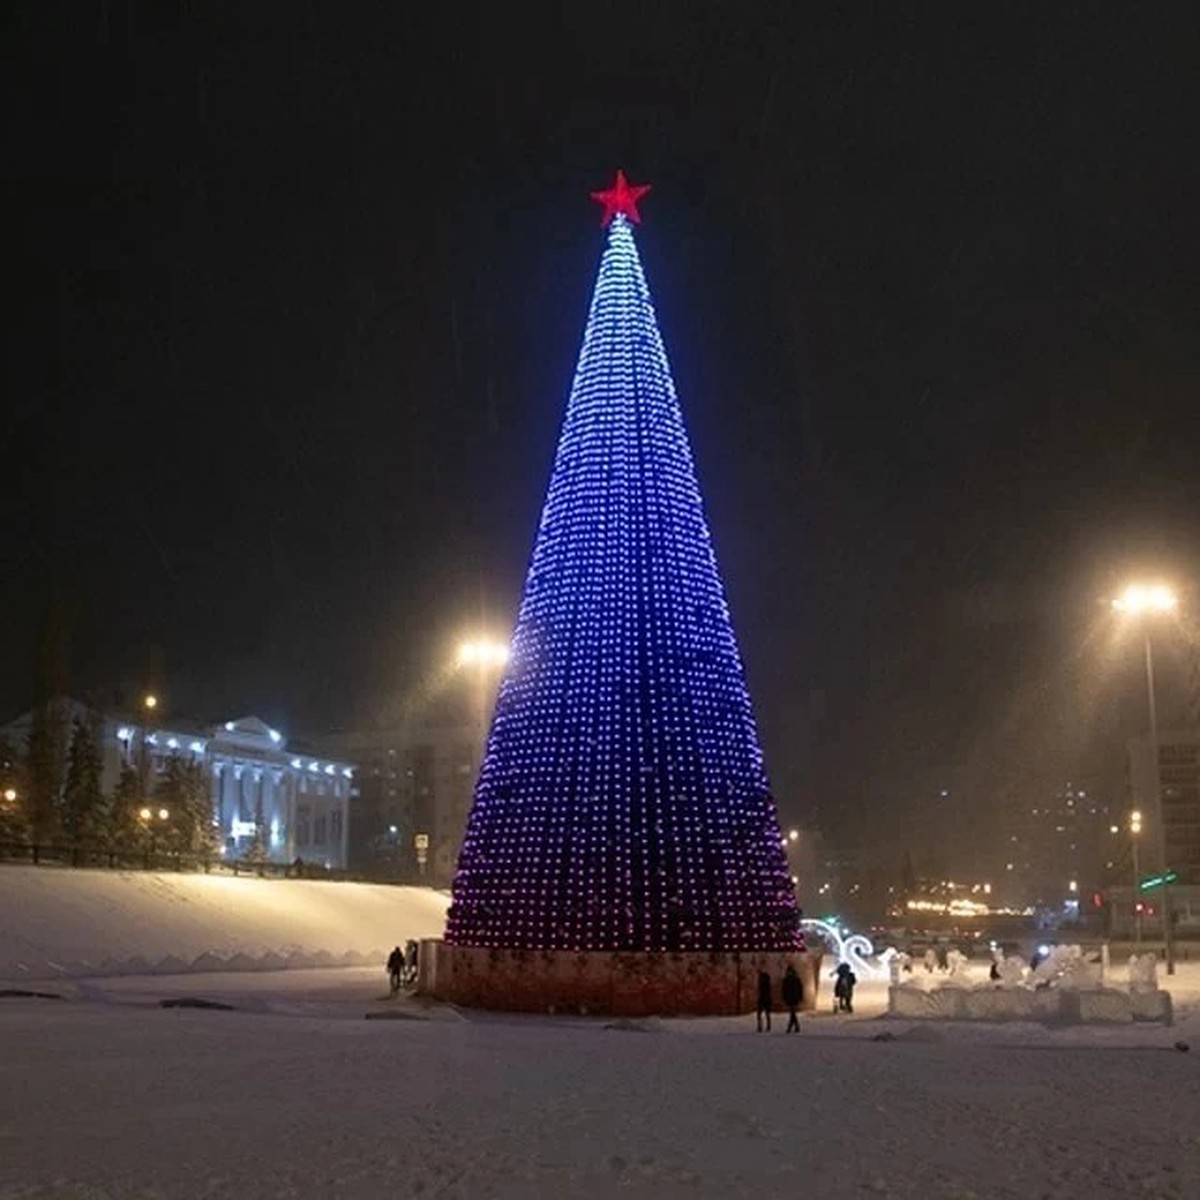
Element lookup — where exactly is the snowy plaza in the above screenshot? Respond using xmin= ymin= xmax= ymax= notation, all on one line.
xmin=1 ymin=869 xmax=1198 ymax=1199
xmin=2 ymin=961 xmax=1199 ymax=1199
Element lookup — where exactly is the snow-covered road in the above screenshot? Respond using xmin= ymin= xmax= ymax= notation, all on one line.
xmin=2 ymin=968 xmax=1198 ymax=1199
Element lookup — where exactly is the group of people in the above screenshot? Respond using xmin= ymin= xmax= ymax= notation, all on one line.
xmin=386 ymin=940 xmax=420 ymax=993
xmin=755 ymin=964 xmax=805 ymax=1032
xmin=755 ymin=960 xmax=858 ymax=1031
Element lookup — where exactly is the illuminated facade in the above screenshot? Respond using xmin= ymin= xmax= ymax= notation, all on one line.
xmin=446 ymin=197 xmax=798 ymax=953
xmin=1 ymin=702 xmax=355 ymax=869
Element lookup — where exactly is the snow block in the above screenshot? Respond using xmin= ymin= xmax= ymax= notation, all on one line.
xmin=1070 ymin=990 xmax=1131 ymax=1023
xmin=427 ymin=942 xmax=823 ymax=1017
xmin=888 ymin=985 xmax=1173 ymax=1024
xmin=1130 ymin=989 xmax=1173 ymax=1024
xmin=963 ymin=989 xmax=1030 ymax=1021
xmin=153 ymin=955 xmax=191 ymax=975
xmin=222 ymin=953 xmax=259 ymax=973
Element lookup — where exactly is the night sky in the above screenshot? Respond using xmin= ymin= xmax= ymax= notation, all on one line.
xmin=6 ymin=5 xmax=1199 ymax=862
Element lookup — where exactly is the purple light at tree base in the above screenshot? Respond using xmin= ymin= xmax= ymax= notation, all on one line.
xmin=445 ymin=180 xmax=799 ymax=953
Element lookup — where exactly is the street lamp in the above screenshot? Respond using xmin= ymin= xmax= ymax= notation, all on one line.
xmin=455 ymin=635 xmax=510 ymax=747
xmin=3 ymin=788 xmax=16 ymax=804
xmin=455 ymin=639 xmax=510 ymax=668
xmin=137 ymin=806 xmax=169 ymax=869
xmin=1130 ymin=809 xmax=1143 ymax=944
xmin=143 ymin=694 xmax=158 ymax=712
xmin=1113 ymin=582 xmax=1178 ymax=973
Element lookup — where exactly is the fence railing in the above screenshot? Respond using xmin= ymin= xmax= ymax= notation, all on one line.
xmin=0 ymin=840 xmax=414 ymax=885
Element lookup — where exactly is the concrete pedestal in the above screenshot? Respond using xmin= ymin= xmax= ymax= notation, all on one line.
xmin=422 ymin=941 xmax=822 ymax=1017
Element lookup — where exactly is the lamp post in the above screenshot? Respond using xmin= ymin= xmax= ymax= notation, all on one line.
xmin=456 ymin=638 xmax=510 ymax=743
xmin=1112 ymin=583 xmax=1178 ymax=974
xmin=138 ymin=805 xmax=170 ymax=870
xmin=137 ymin=694 xmax=158 ymax=798
xmin=449 ymin=637 xmax=509 ymax=884
xmin=1130 ymin=809 xmax=1143 ymax=943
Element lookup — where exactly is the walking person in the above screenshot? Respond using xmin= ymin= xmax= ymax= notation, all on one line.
xmin=781 ymin=964 xmax=803 ymax=1033
xmin=755 ymin=969 xmax=773 ymax=1032
xmin=404 ymin=939 xmax=419 ymax=987
xmin=833 ymin=961 xmax=857 ymax=1013
xmin=386 ymin=946 xmax=404 ymax=994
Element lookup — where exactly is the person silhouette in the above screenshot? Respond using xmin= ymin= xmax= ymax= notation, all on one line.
xmin=781 ymin=964 xmax=803 ymax=1032
xmin=386 ymin=946 xmax=403 ymax=993
xmin=756 ymin=969 xmax=773 ymax=1032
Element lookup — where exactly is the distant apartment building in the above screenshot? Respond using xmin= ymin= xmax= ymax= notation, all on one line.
xmin=317 ymin=712 xmax=482 ymax=888
xmin=1000 ymin=783 xmax=1115 ymax=909
xmin=1096 ymin=732 xmax=1200 ymax=937
xmin=1 ymin=701 xmax=355 ymax=869
xmin=1127 ymin=731 xmax=1200 ymax=886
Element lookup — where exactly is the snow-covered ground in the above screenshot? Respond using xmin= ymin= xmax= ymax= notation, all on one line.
xmin=1 ymin=964 xmax=1198 ymax=1199
xmin=3 ymin=872 xmax=1199 ymax=1197
xmin=0 ymin=865 xmax=449 ymax=979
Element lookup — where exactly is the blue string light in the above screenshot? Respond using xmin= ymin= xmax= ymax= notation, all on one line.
xmin=446 ymin=214 xmax=799 ymax=952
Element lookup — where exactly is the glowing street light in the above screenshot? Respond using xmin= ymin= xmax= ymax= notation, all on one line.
xmin=3 ymin=788 xmax=16 ymax=803
xmin=1111 ymin=584 xmax=1177 ymax=615
xmin=788 ymin=828 xmax=799 ymax=842
xmin=1130 ymin=808 xmax=1144 ymax=944
xmin=143 ymin=694 xmax=158 ymax=711
xmin=456 ymin=639 xmax=510 ymax=668
xmin=1113 ymin=583 xmax=1180 ymax=972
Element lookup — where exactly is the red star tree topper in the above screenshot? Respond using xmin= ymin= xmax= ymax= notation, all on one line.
xmin=590 ymin=169 xmax=652 ymax=227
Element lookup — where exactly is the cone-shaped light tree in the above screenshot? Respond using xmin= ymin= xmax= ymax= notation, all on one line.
xmin=446 ymin=172 xmax=799 ymax=953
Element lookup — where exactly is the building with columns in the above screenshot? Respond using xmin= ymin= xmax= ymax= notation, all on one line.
xmin=2 ymin=702 xmax=356 ymax=869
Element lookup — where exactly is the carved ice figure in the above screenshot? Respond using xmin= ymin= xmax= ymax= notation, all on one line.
xmin=945 ymin=949 xmax=968 ymax=976
xmin=1054 ymin=945 xmax=1100 ymax=990
xmin=1128 ymin=952 xmax=1159 ymax=993
xmin=996 ymin=957 xmax=1026 ymax=988
xmin=923 ymin=948 xmax=937 ymax=973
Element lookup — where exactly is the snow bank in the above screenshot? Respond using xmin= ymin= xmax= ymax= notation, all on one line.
xmin=0 ymin=865 xmax=449 ymax=980
xmin=888 ymin=983 xmax=1173 ymax=1024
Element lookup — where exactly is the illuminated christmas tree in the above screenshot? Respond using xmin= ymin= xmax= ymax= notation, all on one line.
xmin=446 ymin=172 xmax=799 ymax=953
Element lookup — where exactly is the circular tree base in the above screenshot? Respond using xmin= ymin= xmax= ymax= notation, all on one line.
xmin=421 ymin=940 xmax=822 ymax=1017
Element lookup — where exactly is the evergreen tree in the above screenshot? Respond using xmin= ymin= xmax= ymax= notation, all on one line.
xmin=155 ymin=755 xmax=217 ymax=863
xmin=103 ymin=766 xmax=144 ymax=862
xmin=61 ymin=716 xmax=105 ymax=861
xmin=183 ymin=758 xmax=219 ymax=861
xmin=241 ymin=824 xmax=268 ymax=874
xmin=25 ymin=699 xmax=68 ymax=848
xmin=0 ymin=736 xmax=29 ymax=846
